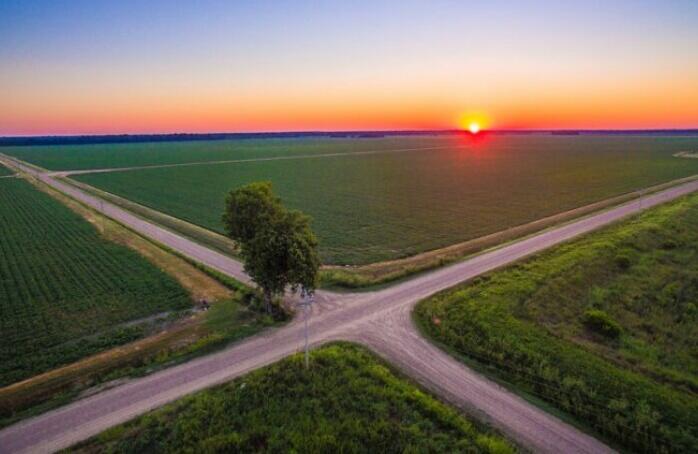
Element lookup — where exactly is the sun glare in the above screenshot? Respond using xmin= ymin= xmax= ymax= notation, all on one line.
xmin=458 ymin=113 xmax=488 ymax=134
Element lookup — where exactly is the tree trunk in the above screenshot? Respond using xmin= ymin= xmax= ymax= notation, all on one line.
xmin=264 ymin=290 xmax=272 ymax=314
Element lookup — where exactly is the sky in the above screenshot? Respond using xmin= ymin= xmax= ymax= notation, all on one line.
xmin=1 ymin=0 xmax=697 ymax=135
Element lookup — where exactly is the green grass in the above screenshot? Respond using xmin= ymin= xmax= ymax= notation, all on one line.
xmin=0 ymin=278 xmax=281 ymax=429
xmin=0 ymin=178 xmax=192 ymax=387
xmin=68 ymin=135 xmax=698 ymax=265
xmin=0 ymin=163 xmax=13 ymax=176
xmin=2 ymin=136 xmax=453 ymax=171
xmin=62 ymin=177 xmax=240 ymax=258
xmin=415 ymin=192 xmax=698 ymax=453
xmin=68 ymin=343 xmax=514 ymax=453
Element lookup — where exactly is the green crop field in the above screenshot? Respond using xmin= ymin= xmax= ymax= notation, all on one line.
xmin=415 ymin=192 xmax=698 ymax=453
xmin=0 ymin=163 xmax=13 ymax=176
xmin=1 ymin=136 xmax=456 ymax=171
xmin=65 ymin=135 xmax=698 ymax=265
xmin=0 ymin=178 xmax=191 ymax=387
xmin=69 ymin=343 xmax=513 ymax=453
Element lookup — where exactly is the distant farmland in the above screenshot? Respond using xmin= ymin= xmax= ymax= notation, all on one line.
xmin=7 ymin=134 xmax=698 ymax=264
xmin=1 ymin=136 xmax=455 ymax=171
xmin=62 ymin=135 xmax=698 ymax=264
xmin=0 ymin=178 xmax=191 ymax=386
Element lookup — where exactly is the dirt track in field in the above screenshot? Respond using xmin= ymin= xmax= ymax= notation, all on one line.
xmin=2 ymin=153 xmax=697 ymax=453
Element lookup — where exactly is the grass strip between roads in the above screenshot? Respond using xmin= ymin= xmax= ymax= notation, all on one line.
xmin=68 ymin=343 xmax=515 ymax=453
xmin=415 ymin=192 xmax=698 ymax=453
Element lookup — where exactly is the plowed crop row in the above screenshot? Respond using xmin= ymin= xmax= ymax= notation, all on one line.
xmin=72 ymin=135 xmax=698 ymax=264
xmin=0 ymin=178 xmax=190 ymax=386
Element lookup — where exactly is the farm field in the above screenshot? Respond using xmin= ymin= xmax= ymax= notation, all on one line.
xmin=0 ymin=177 xmax=192 ymax=387
xmin=415 ymin=192 xmax=698 ymax=453
xmin=66 ymin=134 xmax=698 ymax=264
xmin=1 ymin=136 xmax=456 ymax=171
xmin=0 ymin=163 xmax=13 ymax=176
xmin=0 ymin=175 xmax=278 ymax=428
xmin=69 ymin=343 xmax=513 ymax=453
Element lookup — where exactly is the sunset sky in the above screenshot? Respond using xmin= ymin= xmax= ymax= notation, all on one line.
xmin=1 ymin=0 xmax=697 ymax=135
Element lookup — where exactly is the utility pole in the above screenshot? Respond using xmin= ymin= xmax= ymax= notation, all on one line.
xmin=298 ymin=292 xmax=314 ymax=368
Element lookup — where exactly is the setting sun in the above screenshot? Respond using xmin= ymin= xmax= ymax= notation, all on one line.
xmin=458 ymin=113 xmax=489 ymax=134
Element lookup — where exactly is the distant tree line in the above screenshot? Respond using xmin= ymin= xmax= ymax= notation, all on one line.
xmin=4 ymin=129 xmax=696 ymax=147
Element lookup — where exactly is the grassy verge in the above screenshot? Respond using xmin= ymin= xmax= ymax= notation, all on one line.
xmin=415 ymin=192 xmax=698 ymax=453
xmin=60 ymin=176 xmax=239 ymax=258
xmin=68 ymin=343 xmax=515 ymax=453
xmin=0 ymin=297 xmax=277 ymax=429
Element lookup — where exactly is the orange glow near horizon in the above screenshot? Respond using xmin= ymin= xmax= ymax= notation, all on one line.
xmin=3 ymin=84 xmax=698 ymax=136
xmin=2 ymin=53 xmax=698 ymax=135
xmin=2 ymin=50 xmax=697 ymax=136
xmin=2 ymin=3 xmax=698 ymax=135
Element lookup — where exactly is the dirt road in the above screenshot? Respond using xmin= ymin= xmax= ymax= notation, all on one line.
xmin=2 ymin=154 xmax=696 ymax=453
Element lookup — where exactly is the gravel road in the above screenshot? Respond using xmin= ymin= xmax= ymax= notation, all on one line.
xmin=2 ymin=154 xmax=696 ymax=453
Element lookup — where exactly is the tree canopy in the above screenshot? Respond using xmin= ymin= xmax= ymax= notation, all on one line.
xmin=222 ymin=181 xmax=282 ymax=245
xmin=223 ymin=182 xmax=319 ymax=312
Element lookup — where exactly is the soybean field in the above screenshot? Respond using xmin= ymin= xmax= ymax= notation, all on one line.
xmin=0 ymin=163 xmax=12 ymax=177
xmin=0 ymin=136 xmax=455 ymax=171
xmin=0 ymin=178 xmax=191 ymax=386
xmin=59 ymin=134 xmax=698 ymax=265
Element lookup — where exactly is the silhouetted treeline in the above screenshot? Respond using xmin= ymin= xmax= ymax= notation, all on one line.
xmin=0 ymin=131 xmax=435 ymax=146
xmin=1 ymin=129 xmax=696 ymax=147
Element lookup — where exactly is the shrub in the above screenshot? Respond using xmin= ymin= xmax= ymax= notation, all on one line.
xmin=614 ymin=253 xmax=632 ymax=270
xmin=662 ymin=239 xmax=678 ymax=250
xmin=71 ymin=345 xmax=514 ymax=453
xmin=583 ymin=309 xmax=622 ymax=338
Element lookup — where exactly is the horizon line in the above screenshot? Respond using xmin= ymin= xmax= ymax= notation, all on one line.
xmin=3 ymin=127 xmax=698 ymax=140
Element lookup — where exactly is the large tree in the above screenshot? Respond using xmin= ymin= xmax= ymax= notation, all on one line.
xmin=222 ymin=181 xmax=282 ymax=245
xmin=223 ymin=182 xmax=320 ymax=313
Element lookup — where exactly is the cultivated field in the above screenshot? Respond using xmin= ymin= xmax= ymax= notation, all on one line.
xmin=416 ymin=192 xmax=698 ymax=452
xmin=0 ymin=178 xmax=192 ymax=387
xmin=69 ymin=344 xmax=513 ymax=453
xmin=56 ymin=135 xmax=698 ymax=264
xmin=1 ymin=136 xmax=453 ymax=171
xmin=0 ymin=163 xmax=12 ymax=176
